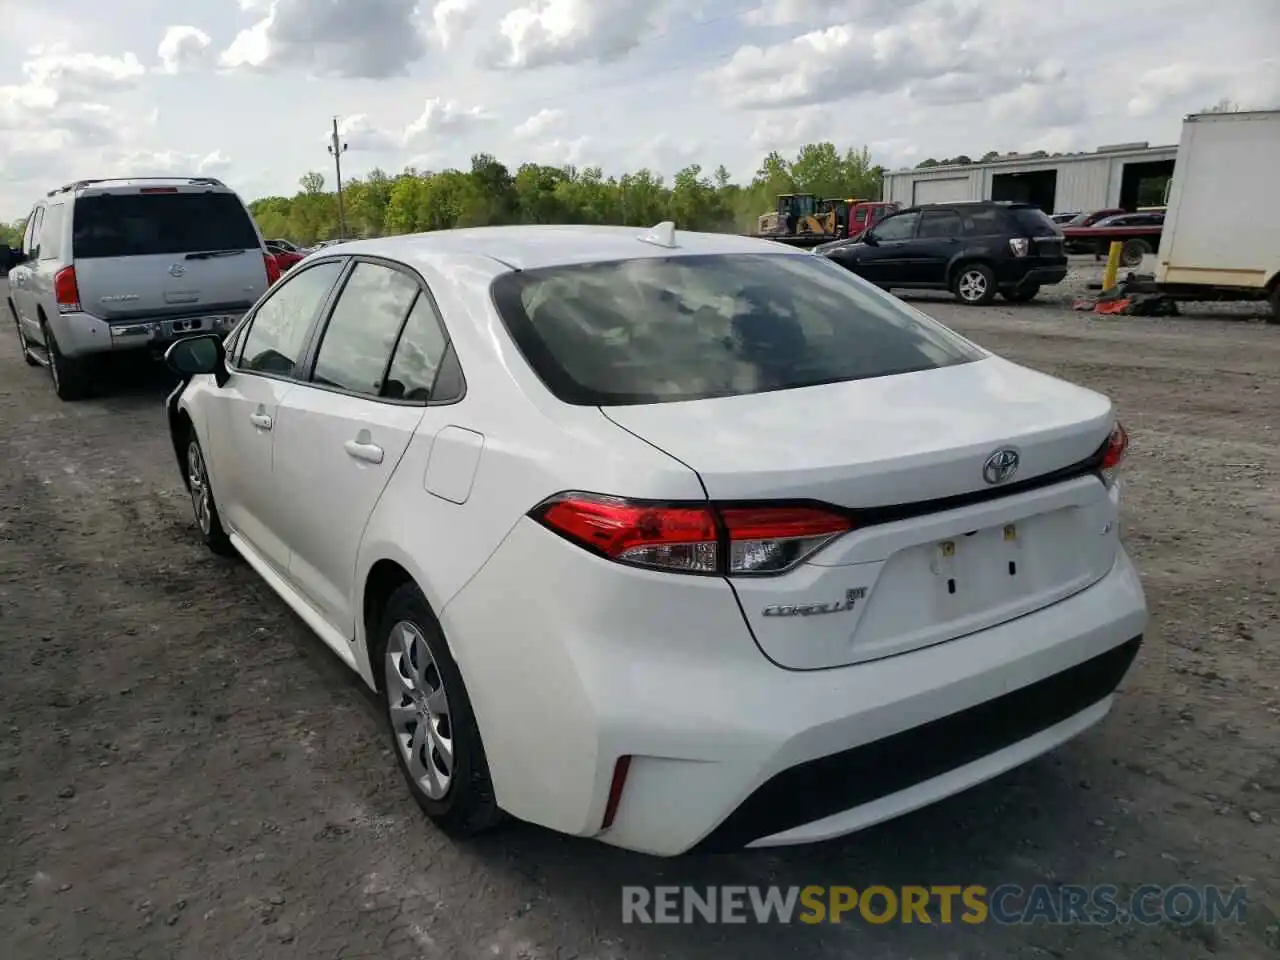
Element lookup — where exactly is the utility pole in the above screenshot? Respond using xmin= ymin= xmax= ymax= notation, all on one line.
xmin=327 ymin=116 xmax=349 ymax=239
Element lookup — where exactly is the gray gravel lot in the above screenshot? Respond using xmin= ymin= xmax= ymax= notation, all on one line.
xmin=1 ymin=264 xmax=1277 ymax=959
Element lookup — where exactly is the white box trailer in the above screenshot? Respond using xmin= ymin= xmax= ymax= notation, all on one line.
xmin=1155 ymin=109 xmax=1280 ymax=321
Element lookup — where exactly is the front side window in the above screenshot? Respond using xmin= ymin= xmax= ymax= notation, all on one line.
xmin=312 ymin=262 xmax=420 ymax=397
xmin=871 ymin=212 xmax=918 ymax=241
xmin=239 ymin=260 xmax=344 ymax=375
xmin=490 ymin=253 xmax=985 ymax=406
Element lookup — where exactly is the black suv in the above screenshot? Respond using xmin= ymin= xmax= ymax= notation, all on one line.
xmin=816 ymin=201 xmax=1068 ymax=304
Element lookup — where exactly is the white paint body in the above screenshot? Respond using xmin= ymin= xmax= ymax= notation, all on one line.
xmin=1156 ymin=109 xmax=1280 ymax=292
xmin=178 ymin=225 xmax=1148 ymax=856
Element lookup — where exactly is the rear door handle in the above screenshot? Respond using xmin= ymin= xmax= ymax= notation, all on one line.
xmin=249 ymin=412 xmax=272 ymax=430
xmin=344 ymin=440 xmax=384 ymax=464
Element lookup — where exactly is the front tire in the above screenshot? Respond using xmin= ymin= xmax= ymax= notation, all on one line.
xmin=953 ymin=263 xmax=997 ymax=305
xmin=1121 ymin=238 xmax=1152 ymax=267
xmin=10 ymin=308 xmax=39 ymax=368
xmin=185 ymin=433 xmax=234 ymax=556
xmin=377 ymin=583 xmax=502 ymax=837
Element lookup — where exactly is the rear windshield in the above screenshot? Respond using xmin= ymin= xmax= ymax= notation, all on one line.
xmin=490 ymin=253 xmax=986 ymax=405
xmin=1008 ymin=207 xmax=1062 ymax=236
xmin=72 ymin=192 xmax=260 ymax=259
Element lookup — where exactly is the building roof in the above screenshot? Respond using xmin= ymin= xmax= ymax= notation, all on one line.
xmin=886 ymin=142 xmax=1178 ymax=177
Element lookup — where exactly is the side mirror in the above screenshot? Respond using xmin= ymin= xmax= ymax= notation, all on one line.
xmin=2 ymin=247 xmax=20 ymax=270
xmin=862 ymin=233 xmax=879 ymax=246
xmin=165 ymin=334 xmax=229 ymax=387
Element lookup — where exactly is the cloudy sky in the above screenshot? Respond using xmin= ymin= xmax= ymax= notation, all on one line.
xmin=1 ymin=0 xmax=1277 ymax=219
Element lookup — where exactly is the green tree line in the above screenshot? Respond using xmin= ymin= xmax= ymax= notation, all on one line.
xmin=251 ymin=142 xmax=886 ymax=245
xmin=1 ymin=142 xmax=885 ymax=249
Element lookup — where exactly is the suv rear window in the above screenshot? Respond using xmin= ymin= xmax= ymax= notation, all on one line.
xmin=490 ymin=253 xmax=985 ymax=405
xmin=1007 ymin=206 xmax=1062 ymax=236
xmin=72 ymin=191 xmax=260 ymax=259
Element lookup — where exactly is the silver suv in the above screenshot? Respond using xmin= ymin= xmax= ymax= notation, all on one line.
xmin=3 ymin=177 xmax=277 ymax=400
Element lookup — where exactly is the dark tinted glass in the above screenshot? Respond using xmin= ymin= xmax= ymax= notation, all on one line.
xmin=917 ymin=210 xmax=964 ymax=238
xmin=960 ymin=207 xmax=1008 ymax=235
xmin=1008 ymin=207 xmax=1062 ymax=236
xmin=240 ymin=261 xmax=343 ymax=375
xmin=313 ymin=262 xmax=420 ymax=396
xmin=71 ymin=192 xmax=260 ymax=259
xmin=384 ymin=295 xmax=450 ymax=402
xmin=491 ymin=253 xmax=985 ymax=406
xmin=872 ymin=212 xmax=917 ymax=241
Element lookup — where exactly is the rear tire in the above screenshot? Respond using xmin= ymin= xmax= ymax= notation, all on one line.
xmin=41 ymin=316 xmax=92 ymax=401
xmin=1002 ymin=286 xmax=1040 ymax=303
xmin=376 ymin=583 xmax=502 ymax=838
xmin=953 ymin=263 xmax=997 ymax=305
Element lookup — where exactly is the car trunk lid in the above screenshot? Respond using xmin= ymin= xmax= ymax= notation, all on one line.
xmin=602 ymin=357 xmax=1121 ymax=669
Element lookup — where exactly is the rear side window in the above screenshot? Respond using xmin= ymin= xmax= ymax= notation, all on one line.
xmin=71 ymin=191 xmax=260 ymax=259
xmin=239 ymin=260 xmax=344 ymax=376
xmin=917 ymin=210 xmax=964 ymax=238
xmin=312 ymin=262 xmax=420 ymax=397
xmin=490 ymin=253 xmax=985 ymax=406
xmin=960 ymin=207 xmax=1008 ymax=236
xmin=1008 ymin=207 xmax=1061 ymax=236
xmin=38 ymin=204 xmax=65 ymax=260
xmin=384 ymin=295 xmax=451 ymax=402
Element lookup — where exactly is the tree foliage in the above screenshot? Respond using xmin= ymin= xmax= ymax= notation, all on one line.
xmin=247 ymin=142 xmax=887 ymax=245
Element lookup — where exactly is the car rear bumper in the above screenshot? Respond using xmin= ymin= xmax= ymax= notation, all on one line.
xmin=442 ymin=518 xmax=1148 ymax=856
xmin=48 ymin=311 xmax=242 ymax=358
xmin=999 ymin=262 xmax=1068 ymax=291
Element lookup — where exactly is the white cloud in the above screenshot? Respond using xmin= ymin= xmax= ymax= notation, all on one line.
xmin=330 ymin=113 xmax=403 ymax=152
xmin=111 ymin=148 xmax=234 ymax=177
xmin=157 ymin=26 xmax=215 ymax=74
xmin=403 ymin=97 xmax=493 ymax=146
xmin=486 ymin=0 xmax=673 ymax=69
xmin=219 ymin=0 xmax=427 ymax=78
xmin=22 ymin=44 xmax=146 ymax=96
xmin=431 ymin=0 xmax=478 ymax=47
xmin=514 ymin=107 xmax=564 ymax=138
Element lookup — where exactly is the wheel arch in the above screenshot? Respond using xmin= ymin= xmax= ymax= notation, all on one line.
xmin=947 ymin=256 xmax=994 ymax=285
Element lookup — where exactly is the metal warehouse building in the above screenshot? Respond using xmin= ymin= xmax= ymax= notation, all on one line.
xmin=882 ymin=142 xmax=1178 ymax=214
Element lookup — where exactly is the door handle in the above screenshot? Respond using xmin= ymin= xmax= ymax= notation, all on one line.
xmin=344 ymin=440 xmax=384 ymax=464
xmin=249 ymin=412 xmax=272 ymax=430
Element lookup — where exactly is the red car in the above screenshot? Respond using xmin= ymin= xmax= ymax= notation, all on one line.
xmin=266 ymin=242 xmax=305 ymax=273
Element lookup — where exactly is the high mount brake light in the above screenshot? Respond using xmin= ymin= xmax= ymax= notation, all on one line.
xmin=531 ymin=493 xmax=853 ymax=576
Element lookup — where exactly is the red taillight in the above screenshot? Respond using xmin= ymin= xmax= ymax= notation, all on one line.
xmin=1100 ymin=421 xmax=1128 ymax=471
xmin=532 ymin=493 xmax=853 ymax=575
xmin=264 ymin=253 xmax=281 ymax=285
xmin=53 ymin=266 xmax=81 ymax=312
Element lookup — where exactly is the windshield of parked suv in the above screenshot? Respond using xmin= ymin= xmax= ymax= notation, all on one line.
xmin=71 ymin=192 xmax=260 ymax=259
xmin=490 ymin=253 xmax=986 ymax=405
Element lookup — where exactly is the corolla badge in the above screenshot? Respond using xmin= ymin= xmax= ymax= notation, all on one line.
xmin=763 ymin=587 xmax=867 ymax=618
xmin=982 ymin=447 xmax=1020 ymax=485
xmin=168 ymin=263 xmax=185 ymax=278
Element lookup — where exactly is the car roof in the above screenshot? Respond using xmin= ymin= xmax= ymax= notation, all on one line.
xmin=325 ymin=224 xmax=808 ymax=272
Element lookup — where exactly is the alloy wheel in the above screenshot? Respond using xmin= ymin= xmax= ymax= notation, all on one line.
xmin=187 ymin=440 xmax=213 ymax=535
xmin=958 ymin=270 xmax=988 ymax=302
xmin=385 ymin=621 xmax=455 ymax=800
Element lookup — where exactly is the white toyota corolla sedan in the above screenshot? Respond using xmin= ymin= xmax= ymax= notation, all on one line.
xmin=163 ymin=223 xmax=1148 ymax=856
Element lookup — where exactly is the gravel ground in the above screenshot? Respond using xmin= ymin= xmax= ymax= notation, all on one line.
xmin=1 ymin=263 xmax=1277 ymax=959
